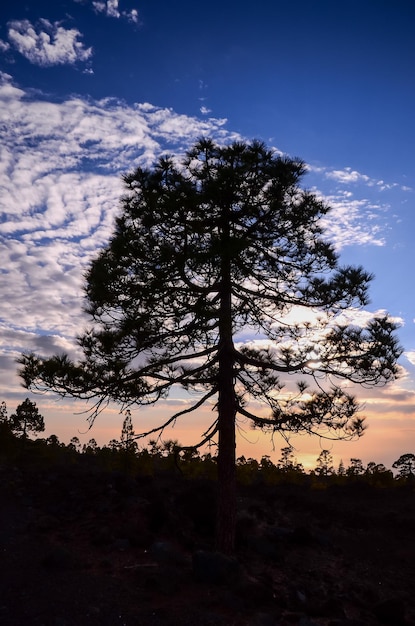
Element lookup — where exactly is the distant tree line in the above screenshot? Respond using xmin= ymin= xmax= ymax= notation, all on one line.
xmin=1 ymin=399 xmax=414 ymax=484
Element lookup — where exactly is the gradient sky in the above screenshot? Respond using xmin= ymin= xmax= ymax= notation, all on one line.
xmin=0 ymin=0 xmax=414 ymax=470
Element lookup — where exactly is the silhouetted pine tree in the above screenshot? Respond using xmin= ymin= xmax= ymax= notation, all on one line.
xmin=19 ymin=139 xmax=402 ymax=553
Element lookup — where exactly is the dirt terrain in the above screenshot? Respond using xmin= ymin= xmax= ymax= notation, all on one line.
xmin=0 ymin=452 xmax=414 ymax=625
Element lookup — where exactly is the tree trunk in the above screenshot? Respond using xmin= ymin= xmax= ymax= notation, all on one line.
xmin=216 ymin=343 xmax=237 ymax=554
xmin=216 ymin=229 xmax=237 ymax=555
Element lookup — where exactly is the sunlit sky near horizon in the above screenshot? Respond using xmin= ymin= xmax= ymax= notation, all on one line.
xmin=0 ymin=0 xmax=414 ymax=470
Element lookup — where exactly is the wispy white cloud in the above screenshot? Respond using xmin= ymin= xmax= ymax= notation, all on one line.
xmin=312 ymin=188 xmax=387 ymax=249
xmin=325 ymin=167 xmax=372 ymax=185
xmin=90 ymin=0 xmax=139 ymax=24
xmin=323 ymin=166 xmax=411 ymax=194
xmin=127 ymin=9 xmax=139 ymax=24
xmin=7 ymin=19 xmax=93 ymax=67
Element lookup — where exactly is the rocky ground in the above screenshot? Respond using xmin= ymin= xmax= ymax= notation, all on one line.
xmin=0 ymin=454 xmax=414 ymax=626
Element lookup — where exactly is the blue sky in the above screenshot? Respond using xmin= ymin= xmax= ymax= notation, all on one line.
xmin=0 ymin=0 xmax=414 ymax=469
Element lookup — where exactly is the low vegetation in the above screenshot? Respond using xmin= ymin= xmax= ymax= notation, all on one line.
xmin=0 ymin=399 xmax=412 ymax=485
xmin=1 ymin=398 xmax=414 ymax=625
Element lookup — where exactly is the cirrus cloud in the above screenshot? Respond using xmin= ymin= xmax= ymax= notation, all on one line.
xmin=0 ymin=72 xmax=232 ymax=345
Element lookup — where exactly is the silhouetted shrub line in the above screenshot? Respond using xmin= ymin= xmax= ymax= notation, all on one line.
xmin=0 ymin=415 xmax=412 ymax=485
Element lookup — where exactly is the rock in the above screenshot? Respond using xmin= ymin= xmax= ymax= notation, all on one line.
xmin=192 ymin=549 xmax=240 ymax=585
xmin=150 ymin=540 xmax=189 ymax=567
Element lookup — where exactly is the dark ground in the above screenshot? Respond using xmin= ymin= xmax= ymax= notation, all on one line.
xmin=0 ymin=453 xmax=414 ymax=626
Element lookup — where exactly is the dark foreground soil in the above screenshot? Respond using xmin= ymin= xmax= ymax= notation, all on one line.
xmin=0 ymin=454 xmax=414 ymax=626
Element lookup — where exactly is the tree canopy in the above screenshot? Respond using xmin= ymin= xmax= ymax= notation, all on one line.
xmin=392 ymin=453 xmax=415 ymax=479
xmin=8 ymin=397 xmax=45 ymax=439
xmin=19 ymin=138 xmax=402 ymax=552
